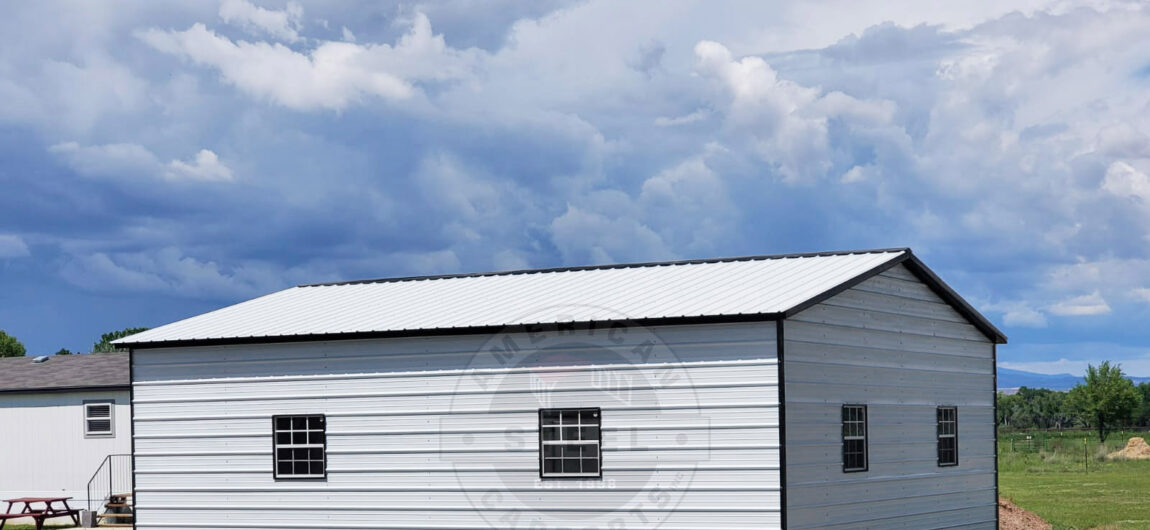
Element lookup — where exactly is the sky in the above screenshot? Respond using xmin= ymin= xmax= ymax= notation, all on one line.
xmin=2 ymin=1 xmax=1150 ymax=376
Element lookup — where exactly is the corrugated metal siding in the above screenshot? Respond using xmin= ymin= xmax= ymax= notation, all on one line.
xmin=783 ymin=264 xmax=997 ymax=529
xmin=0 ymin=390 xmax=132 ymax=509
xmin=132 ymin=323 xmax=781 ymax=529
xmin=120 ymin=250 xmax=904 ymax=345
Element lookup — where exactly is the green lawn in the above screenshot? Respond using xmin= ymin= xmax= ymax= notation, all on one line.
xmin=999 ymin=432 xmax=1150 ymax=529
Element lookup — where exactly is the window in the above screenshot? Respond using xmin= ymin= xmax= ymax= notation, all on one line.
xmin=84 ymin=402 xmax=114 ymax=437
xmin=273 ymin=415 xmax=326 ymax=479
xmin=938 ymin=406 xmax=958 ymax=467
xmin=842 ymin=405 xmax=867 ymax=472
xmin=539 ymin=408 xmax=601 ymax=478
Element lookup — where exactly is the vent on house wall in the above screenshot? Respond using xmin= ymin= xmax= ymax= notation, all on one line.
xmin=84 ymin=402 xmax=114 ymax=436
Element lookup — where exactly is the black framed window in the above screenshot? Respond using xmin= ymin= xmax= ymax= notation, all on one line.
xmin=937 ymin=406 xmax=958 ymax=467
xmin=842 ymin=405 xmax=868 ymax=472
xmin=273 ymin=415 xmax=326 ymax=479
xmin=539 ymin=408 xmax=601 ymax=478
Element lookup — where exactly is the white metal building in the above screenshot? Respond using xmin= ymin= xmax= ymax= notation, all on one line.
xmin=118 ymin=248 xmax=1006 ymax=529
xmin=0 ymin=353 xmax=132 ymax=519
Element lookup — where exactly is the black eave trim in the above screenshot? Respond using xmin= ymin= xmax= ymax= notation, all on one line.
xmin=776 ymin=320 xmax=788 ymax=529
xmin=0 ymin=384 xmax=131 ymax=395
xmin=124 ymin=314 xmax=784 ymax=349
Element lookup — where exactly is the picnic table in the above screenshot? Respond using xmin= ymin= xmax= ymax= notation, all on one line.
xmin=0 ymin=497 xmax=80 ymax=529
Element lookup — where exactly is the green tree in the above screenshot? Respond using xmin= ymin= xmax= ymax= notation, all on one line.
xmin=54 ymin=348 xmax=73 ymax=355
xmin=1137 ymin=382 xmax=1150 ymax=427
xmin=1066 ymin=362 xmax=1142 ymax=442
xmin=92 ymin=327 xmax=150 ymax=353
xmin=0 ymin=330 xmax=26 ymax=357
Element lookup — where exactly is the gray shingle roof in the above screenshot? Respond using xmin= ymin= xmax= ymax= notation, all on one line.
xmin=0 ymin=353 xmax=129 ymax=393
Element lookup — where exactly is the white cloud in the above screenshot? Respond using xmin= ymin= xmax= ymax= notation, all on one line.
xmin=550 ymin=204 xmax=674 ymax=265
xmin=219 ymin=0 xmax=303 ymax=43
xmin=59 ymin=247 xmax=319 ymax=299
xmin=654 ymin=109 xmax=708 ymax=127
xmin=166 ymin=149 xmax=234 ymax=181
xmin=984 ymin=300 xmax=1048 ymax=327
xmin=49 ymin=141 xmax=233 ymax=182
xmin=137 ymin=13 xmax=477 ymax=111
xmin=1048 ymin=291 xmax=1111 ymax=316
xmin=0 ymin=235 xmax=30 ymax=259
xmin=48 ymin=141 xmax=160 ymax=177
xmin=341 ymin=26 xmax=356 ymax=43
xmin=1101 ymin=161 xmax=1150 ymax=204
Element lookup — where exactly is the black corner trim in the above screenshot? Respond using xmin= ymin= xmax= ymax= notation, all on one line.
xmin=776 ymin=319 xmax=788 ymax=529
xmin=128 ymin=348 xmax=138 ymax=525
xmin=992 ymin=343 xmax=1000 ymax=525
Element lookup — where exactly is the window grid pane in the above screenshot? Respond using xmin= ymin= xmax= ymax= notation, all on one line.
xmin=937 ymin=407 xmax=958 ymax=466
xmin=540 ymin=408 xmax=601 ymax=478
xmin=842 ymin=405 xmax=867 ymax=472
xmin=274 ymin=415 xmax=326 ymax=479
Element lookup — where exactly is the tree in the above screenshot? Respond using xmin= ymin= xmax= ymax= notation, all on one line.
xmin=54 ymin=348 xmax=73 ymax=355
xmin=92 ymin=327 xmax=150 ymax=353
xmin=0 ymin=330 xmax=26 ymax=358
xmin=1137 ymin=382 xmax=1150 ymax=428
xmin=1066 ymin=362 xmax=1142 ymax=442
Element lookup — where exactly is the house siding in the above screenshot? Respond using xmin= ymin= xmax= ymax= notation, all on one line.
xmin=783 ymin=264 xmax=997 ymax=529
xmin=0 ymin=389 xmax=131 ymax=510
xmin=131 ymin=322 xmax=780 ymax=529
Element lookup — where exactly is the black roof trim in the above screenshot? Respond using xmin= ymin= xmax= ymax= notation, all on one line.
xmin=900 ymin=253 xmax=1008 ymax=344
xmin=0 ymin=384 xmax=131 ymax=395
xmin=124 ymin=313 xmax=784 ymax=349
xmin=298 ymin=248 xmax=912 ymax=288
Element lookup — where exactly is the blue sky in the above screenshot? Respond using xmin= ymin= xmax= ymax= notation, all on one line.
xmin=2 ymin=1 xmax=1150 ymax=376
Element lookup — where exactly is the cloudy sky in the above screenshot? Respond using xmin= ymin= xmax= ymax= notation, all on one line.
xmin=2 ymin=1 xmax=1150 ymax=375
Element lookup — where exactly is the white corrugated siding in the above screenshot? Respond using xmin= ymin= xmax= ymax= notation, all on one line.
xmin=132 ymin=322 xmax=781 ymax=529
xmin=119 ymin=251 xmax=904 ymax=345
xmin=783 ymin=264 xmax=997 ymax=529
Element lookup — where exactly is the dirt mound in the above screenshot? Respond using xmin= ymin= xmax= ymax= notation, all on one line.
xmin=1108 ymin=437 xmax=1150 ymax=460
xmin=999 ymin=497 xmax=1051 ymax=530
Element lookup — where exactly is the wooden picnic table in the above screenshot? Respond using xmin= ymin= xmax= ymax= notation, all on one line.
xmin=0 ymin=497 xmax=80 ymax=529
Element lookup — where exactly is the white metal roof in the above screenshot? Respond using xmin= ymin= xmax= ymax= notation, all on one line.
xmin=119 ymin=248 xmax=1001 ymax=347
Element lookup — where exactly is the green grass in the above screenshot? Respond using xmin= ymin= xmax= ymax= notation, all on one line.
xmin=999 ymin=430 xmax=1150 ymax=529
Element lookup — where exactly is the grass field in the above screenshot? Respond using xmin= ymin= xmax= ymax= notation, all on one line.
xmin=999 ymin=430 xmax=1150 ymax=529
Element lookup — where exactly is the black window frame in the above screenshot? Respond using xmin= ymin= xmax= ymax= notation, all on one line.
xmin=538 ymin=407 xmax=603 ymax=479
xmin=842 ymin=404 xmax=868 ymax=473
xmin=937 ymin=406 xmax=959 ymax=467
xmin=272 ymin=414 xmax=328 ymax=480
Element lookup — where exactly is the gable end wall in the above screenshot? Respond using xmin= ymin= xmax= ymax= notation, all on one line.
xmin=783 ymin=263 xmax=997 ymax=529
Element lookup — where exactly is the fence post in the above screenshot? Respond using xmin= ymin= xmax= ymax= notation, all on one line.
xmin=1084 ymin=437 xmax=1088 ymax=474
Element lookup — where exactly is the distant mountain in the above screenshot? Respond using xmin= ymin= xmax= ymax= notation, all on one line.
xmin=997 ymin=367 xmax=1150 ymax=392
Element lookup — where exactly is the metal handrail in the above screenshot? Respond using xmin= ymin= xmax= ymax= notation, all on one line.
xmin=86 ymin=453 xmax=132 ymax=514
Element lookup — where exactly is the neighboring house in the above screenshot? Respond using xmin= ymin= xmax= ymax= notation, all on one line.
xmin=117 ymin=248 xmax=1006 ymax=529
xmin=0 ymin=353 xmax=132 ymax=518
